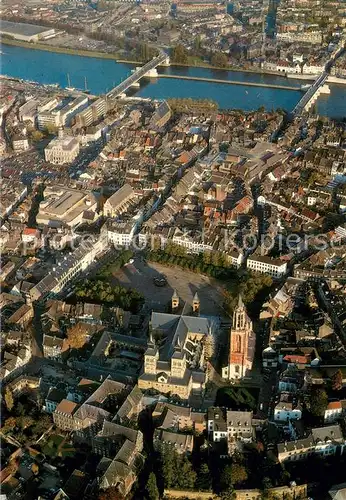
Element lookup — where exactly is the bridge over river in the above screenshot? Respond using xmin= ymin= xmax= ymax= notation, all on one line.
xmin=107 ymin=51 xmax=169 ymax=100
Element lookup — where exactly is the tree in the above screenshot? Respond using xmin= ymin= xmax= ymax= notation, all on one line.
xmin=211 ymin=51 xmax=229 ymax=68
xmin=30 ymin=130 xmax=44 ymax=142
xmin=220 ymin=464 xmax=233 ymax=490
xmin=45 ymin=123 xmax=58 ymax=135
xmin=161 ymin=446 xmax=175 ymax=488
xmin=98 ymin=487 xmax=124 ymax=500
xmin=177 ymin=455 xmax=196 ymax=489
xmin=33 ymin=414 xmax=52 ymax=436
xmin=145 ymin=472 xmax=159 ymax=500
xmin=4 ymin=387 xmax=14 ymax=412
xmin=172 ymin=44 xmax=188 ymax=64
xmin=18 ymin=415 xmax=34 ymax=429
xmin=66 ymin=322 xmax=89 ymax=349
xmin=2 ymin=416 xmax=16 ymax=433
xmin=230 ymin=464 xmax=248 ymax=485
xmin=309 ymin=388 xmax=328 ymax=417
xmin=331 ymin=369 xmax=343 ymax=391
xmin=195 ymin=462 xmax=212 ymax=491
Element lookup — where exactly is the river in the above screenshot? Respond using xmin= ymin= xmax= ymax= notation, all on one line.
xmin=1 ymin=43 xmax=346 ymax=117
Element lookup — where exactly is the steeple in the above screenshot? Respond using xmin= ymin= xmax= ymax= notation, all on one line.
xmin=149 ymin=329 xmax=155 ymax=346
xmin=193 ymin=291 xmax=200 ymax=313
xmin=175 ymin=336 xmax=182 ymax=351
xmin=237 ymin=294 xmax=244 ymax=309
xmin=172 ymin=289 xmax=179 ymax=311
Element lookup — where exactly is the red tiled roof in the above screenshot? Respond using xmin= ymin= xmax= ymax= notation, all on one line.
xmin=327 ymin=401 xmax=342 ymax=410
xmin=283 ymin=354 xmax=309 ymax=364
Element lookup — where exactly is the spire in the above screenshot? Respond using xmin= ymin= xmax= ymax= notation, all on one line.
xmin=237 ymin=294 xmax=244 ymax=308
xmin=193 ymin=292 xmax=200 ymax=302
xmin=172 ymin=289 xmax=179 ymax=299
xmin=149 ymin=329 xmax=155 ymax=346
xmin=175 ymin=336 xmax=182 ymax=350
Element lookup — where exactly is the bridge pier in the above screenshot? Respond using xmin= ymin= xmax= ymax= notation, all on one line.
xmin=144 ymin=68 xmax=158 ymax=78
xmin=161 ymin=56 xmax=170 ymax=66
xmin=304 ymin=84 xmax=330 ymax=112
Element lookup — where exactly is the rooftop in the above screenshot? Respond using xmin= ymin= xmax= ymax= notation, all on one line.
xmin=55 ymin=399 xmax=79 ymax=415
xmin=0 ymin=20 xmax=54 ymax=37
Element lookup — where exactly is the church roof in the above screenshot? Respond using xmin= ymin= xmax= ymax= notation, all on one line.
xmin=150 ymin=312 xmax=210 ymax=361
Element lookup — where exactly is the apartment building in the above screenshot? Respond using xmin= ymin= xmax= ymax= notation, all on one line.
xmin=247 ymin=255 xmax=288 ymax=277
xmin=104 ymin=220 xmax=136 ymax=248
xmin=53 ymin=399 xmax=79 ymax=431
xmin=274 ymin=402 xmax=302 ymax=422
xmin=324 ymin=401 xmax=343 ymax=423
xmin=74 ymin=97 xmax=108 ymax=128
xmin=276 ymin=31 xmax=323 ymax=44
xmin=37 ymin=98 xmax=60 ymax=130
xmin=277 ymin=425 xmax=345 ymax=463
xmin=19 ymin=99 xmax=39 ymax=124
xmin=29 ymin=236 xmax=108 ymax=301
xmin=207 ymin=407 xmax=254 ymax=455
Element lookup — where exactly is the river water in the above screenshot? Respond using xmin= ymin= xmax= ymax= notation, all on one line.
xmin=1 ymin=43 xmax=345 ymax=117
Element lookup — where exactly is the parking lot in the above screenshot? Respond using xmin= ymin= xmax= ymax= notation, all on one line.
xmin=111 ymin=256 xmax=229 ymax=317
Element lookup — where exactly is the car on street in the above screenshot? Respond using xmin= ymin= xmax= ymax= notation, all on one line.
xmin=153 ymin=277 xmax=167 ymax=287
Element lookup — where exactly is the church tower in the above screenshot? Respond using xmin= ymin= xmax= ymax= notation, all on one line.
xmin=171 ymin=337 xmax=186 ymax=379
xmin=172 ymin=290 xmax=179 ymax=311
xmin=192 ymin=292 xmax=200 ymax=314
xmin=222 ymin=295 xmax=255 ymax=380
xmin=144 ymin=331 xmax=159 ymax=375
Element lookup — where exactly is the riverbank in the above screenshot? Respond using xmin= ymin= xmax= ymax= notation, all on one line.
xmin=0 ymin=36 xmax=288 ymax=79
xmin=1 ymin=37 xmax=122 ymax=61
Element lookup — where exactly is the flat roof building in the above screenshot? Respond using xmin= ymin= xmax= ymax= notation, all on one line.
xmin=0 ymin=20 xmax=57 ymax=42
xmin=37 ymin=185 xmax=98 ymax=228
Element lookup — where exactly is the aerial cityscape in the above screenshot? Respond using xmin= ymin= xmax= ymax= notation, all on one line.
xmin=0 ymin=0 xmax=346 ymax=498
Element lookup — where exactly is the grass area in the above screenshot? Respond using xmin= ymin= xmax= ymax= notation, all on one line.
xmin=42 ymin=434 xmax=75 ymax=458
xmin=216 ymin=386 xmax=259 ymax=411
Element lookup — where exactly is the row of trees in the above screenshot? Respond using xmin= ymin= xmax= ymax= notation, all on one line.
xmin=147 ymin=245 xmax=238 ymax=280
xmin=97 ymin=250 xmax=134 ymax=278
xmin=167 ymin=98 xmax=218 ymax=113
xmin=223 ymin=273 xmax=273 ymax=315
xmin=74 ymin=279 xmax=144 ymax=313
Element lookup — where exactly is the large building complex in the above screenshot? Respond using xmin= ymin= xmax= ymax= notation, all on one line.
xmin=0 ymin=21 xmax=58 ymax=42
xmin=36 ymin=185 xmax=98 ymax=228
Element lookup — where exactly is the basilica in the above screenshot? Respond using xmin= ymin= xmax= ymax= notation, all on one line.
xmin=138 ymin=291 xmax=215 ymax=400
